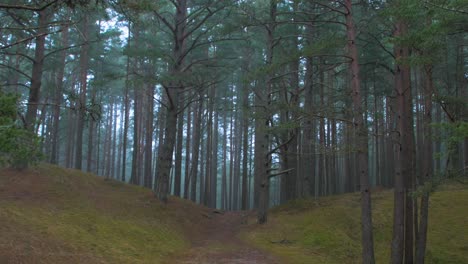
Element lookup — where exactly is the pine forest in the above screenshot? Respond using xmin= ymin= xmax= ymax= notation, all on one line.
xmin=1 ymin=0 xmax=467 ymax=263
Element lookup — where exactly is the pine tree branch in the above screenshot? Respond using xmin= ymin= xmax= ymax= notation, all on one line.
xmin=424 ymin=1 xmax=468 ymax=15
xmin=0 ymin=0 xmax=58 ymax=12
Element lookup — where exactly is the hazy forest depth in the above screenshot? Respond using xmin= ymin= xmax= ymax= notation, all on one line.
xmin=1 ymin=0 xmax=467 ymax=263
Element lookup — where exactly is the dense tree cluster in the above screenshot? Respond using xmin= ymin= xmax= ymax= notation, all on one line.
xmin=1 ymin=0 xmax=467 ymax=263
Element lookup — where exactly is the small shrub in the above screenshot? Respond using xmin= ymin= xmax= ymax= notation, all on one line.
xmin=0 ymin=92 xmax=42 ymax=169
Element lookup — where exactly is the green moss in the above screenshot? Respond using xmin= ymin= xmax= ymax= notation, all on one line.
xmin=0 ymin=164 xmax=193 ymax=263
xmin=243 ymin=188 xmax=468 ymax=264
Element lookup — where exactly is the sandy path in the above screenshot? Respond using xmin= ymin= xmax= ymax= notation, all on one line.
xmin=166 ymin=211 xmax=280 ymax=264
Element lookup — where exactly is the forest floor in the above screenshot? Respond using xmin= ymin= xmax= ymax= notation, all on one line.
xmin=165 ymin=210 xmax=280 ymax=264
xmin=0 ymin=164 xmax=280 ymax=264
xmin=1 ymin=164 xmax=467 ymax=263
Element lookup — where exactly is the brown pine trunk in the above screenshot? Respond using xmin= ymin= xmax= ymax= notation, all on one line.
xmin=199 ymin=122 xmax=206 ymax=204
xmin=75 ymin=16 xmax=90 ymax=170
xmin=229 ymin=111 xmax=235 ymax=210
xmin=345 ymin=1 xmax=375 ymax=262
xmin=253 ymin=98 xmax=262 ymax=209
xmin=211 ymin=109 xmax=219 ymax=208
xmin=155 ymin=89 xmax=179 ymax=201
xmin=303 ymin=24 xmax=315 ymax=197
xmin=86 ymin=88 xmax=96 ymax=173
xmin=319 ymin=63 xmax=326 ymax=196
xmin=144 ymin=83 xmax=154 ymax=188
xmin=391 ymin=18 xmax=412 ymax=264
xmin=257 ymin=0 xmax=276 ymax=224
xmin=131 ymin=78 xmax=142 ymax=185
xmin=51 ymin=22 xmax=69 ymax=164
xmin=65 ymin=82 xmax=76 ymax=169
xmin=190 ymin=99 xmax=202 ymax=202
xmin=174 ymin=94 xmax=184 ymax=196
xmin=155 ymin=0 xmax=187 ymax=202
xmin=105 ymin=101 xmax=114 ymax=178
xmin=183 ymin=102 xmax=192 ymax=199
xmin=116 ymin=102 xmax=124 ymax=181
xmin=241 ymin=82 xmax=250 ymax=210
xmin=121 ymin=24 xmax=132 ymax=182
xmin=415 ymin=64 xmax=434 ymax=264
xmin=25 ymin=9 xmax=49 ymax=132
xmin=222 ymin=110 xmax=228 ymax=210
xmin=234 ymin=113 xmax=242 ymax=210
xmin=204 ymin=91 xmax=213 ymax=206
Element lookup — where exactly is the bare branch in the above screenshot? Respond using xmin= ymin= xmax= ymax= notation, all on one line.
xmin=313 ymin=1 xmax=347 ymax=16
xmin=0 ymin=0 xmax=58 ymax=12
xmin=153 ymin=11 xmax=176 ymax=34
xmin=0 ymin=63 xmax=32 ymax=79
xmin=424 ymin=1 xmax=468 ymax=15
xmin=1 ymin=29 xmax=61 ymax=50
xmin=268 ymin=168 xmax=295 ymax=178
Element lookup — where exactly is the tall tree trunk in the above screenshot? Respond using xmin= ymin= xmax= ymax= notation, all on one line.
xmin=75 ymin=16 xmax=90 ymax=170
xmin=121 ymin=24 xmax=132 ymax=182
xmin=65 ymin=80 xmax=77 ymax=169
xmin=51 ymin=22 xmax=69 ymax=164
xmin=190 ymin=98 xmax=202 ymax=202
xmin=234 ymin=113 xmax=242 ymax=210
xmin=345 ymin=1 xmax=375 ymax=262
xmin=174 ymin=94 xmax=184 ymax=196
xmin=131 ymin=82 xmax=142 ymax=185
xmin=204 ymin=90 xmax=213 ymax=206
xmin=391 ymin=18 xmax=412 ymax=264
xmin=257 ymin=0 xmax=276 ymax=224
xmin=415 ymin=64 xmax=434 ymax=264
xmin=303 ymin=22 xmax=315 ymax=197
xmin=183 ymin=102 xmax=192 ymax=199
xmin=25 ymin=9 xmax=49 ymax=132
xmin=222 ymin=110 xmax=228 ymax=210
xmin=211 ymin=109 xmax=219 ymax=208
xmin=319 ymin=62 xmax=326 ymax=196
xmin=241 ymin=82 xmax=250 ymax=210
xmin=144 ymin=83 xmax=154 ymax=188
xmin=155 ymin=0 xmax=187 ymax=202
xmin=86 ymin=88 xmax=96 ymax=172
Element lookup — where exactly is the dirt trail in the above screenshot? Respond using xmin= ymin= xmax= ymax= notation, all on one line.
xmin=166 ymin=211 xmax=280 ymax=264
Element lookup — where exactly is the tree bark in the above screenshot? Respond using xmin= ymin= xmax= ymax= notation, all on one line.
xmin=190 ymin=98 xmax=202 ymax=202
xmin=74 ymin=16 xmax=90 ymax=170
xmin=155 ymin=0 xmax=187 ymax=202
xmin=174 ymin=94 xmax=184 ymax=196
xmin=144 ymin=82 xmax=154 ymax=188
xmin=25 ymin=9 xmax=49 ymax=132
xmin=50 ymin=21 xmax=69 ymax=164
xmin=241 ymin=81 xmax=250 ymax=210
xmin=391 ymin=18 xmax=412 ymax=264
xmin=415 ymin=64 xmax=434 ymax=264
xmin=257 ymin=0 xmax=276 ymax=224
xmin=183 ymin=101 xmax=192 ymax=199
xmin=345 ymin=1 xmax=375 ymax=262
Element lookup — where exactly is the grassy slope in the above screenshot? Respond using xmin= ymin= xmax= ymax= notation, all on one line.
xmin=242 ymin=184 xmax=468 ymax=264
xmin=0 ymin=164 xmax=210 ymax=264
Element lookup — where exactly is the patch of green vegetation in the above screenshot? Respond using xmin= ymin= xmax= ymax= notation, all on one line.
xmin=0 ymin=164 xmax=196 ymax=263
xmin=1 ymin=203 xmax=186 ymax=263
xmin=0 ymin=92 xmax=42 ymax=169
xmin=242 ymin=188 xmax=468 ymax=264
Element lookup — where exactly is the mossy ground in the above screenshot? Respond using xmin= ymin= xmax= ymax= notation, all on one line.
xmin=0 ymin=164 xmax=209 ymax=263
xmin=2 ymin=164 xmax=466 ymax=263
xmin=242 ymin=183 xmax=468 ymax=264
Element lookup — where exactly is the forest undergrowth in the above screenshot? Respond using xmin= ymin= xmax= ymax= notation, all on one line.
xmin=1 ymin=164 xmax=467 ymax=263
